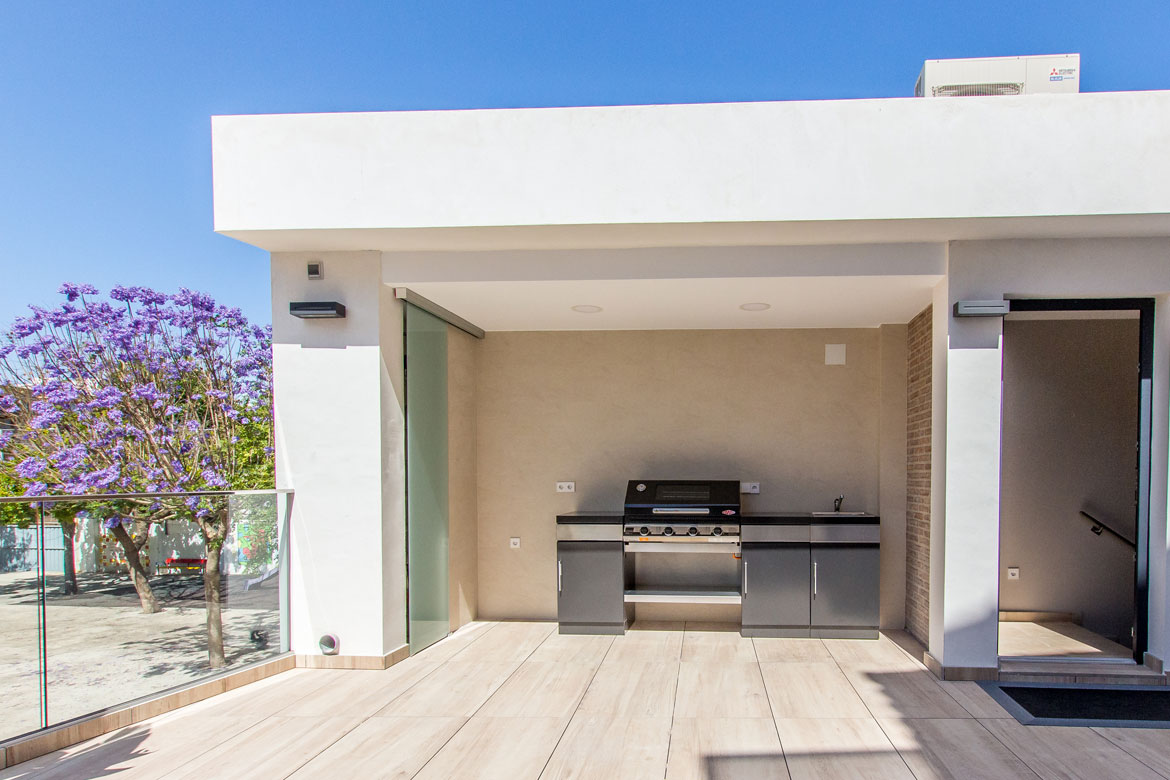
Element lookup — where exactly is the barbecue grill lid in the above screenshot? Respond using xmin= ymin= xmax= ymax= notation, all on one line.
xmin=623 ymin=480 xmax=741 ymax=512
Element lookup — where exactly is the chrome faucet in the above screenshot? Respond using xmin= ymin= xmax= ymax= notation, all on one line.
xmin=833 ymin=494 xmax=844 ymax=512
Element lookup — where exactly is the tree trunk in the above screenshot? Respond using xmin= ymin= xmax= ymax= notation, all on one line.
xmin=59 ymin=517 xmax=78 ymax=596
xmin=200 ymin=507 xmax=229 ymax=669
xmin=110 ymin=522 xmax=161 ymax=614
xmin=204 ymin=542 xmax=226 ymax=668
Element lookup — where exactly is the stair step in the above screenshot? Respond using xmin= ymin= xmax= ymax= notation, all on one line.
xmin=999 ymin=660 xmax=1167 ymax=686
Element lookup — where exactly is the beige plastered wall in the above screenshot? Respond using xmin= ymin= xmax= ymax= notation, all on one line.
xmin=447 ymin=325 xmax=479 ymax=631
xmin=476 ymin=327 xmax=909 ymax=623
xmin=999 ymin=317 xmax=1139 ymax=641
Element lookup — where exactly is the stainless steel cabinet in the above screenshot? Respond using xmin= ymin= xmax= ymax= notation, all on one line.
xmin=810 ymin=544 xmax=880 ymax=638
xmin=556 ymin=541 xmax=625 ymax=635
xmin=740 ymin=543 xmax=811 ymax=637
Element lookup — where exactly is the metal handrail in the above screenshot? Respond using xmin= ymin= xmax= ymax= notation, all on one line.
xmin=0 ymin=489 xmax=292 ymax=504
xmin=1080 ymin=510 xmax=1137 ymax=550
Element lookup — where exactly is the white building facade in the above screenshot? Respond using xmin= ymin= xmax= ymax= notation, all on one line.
xmin=212 ymin=85 xmax=1170 ymax=679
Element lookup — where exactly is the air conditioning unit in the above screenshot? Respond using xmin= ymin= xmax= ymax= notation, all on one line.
xmin=915 ymin=54 xmax=1080 ymax=97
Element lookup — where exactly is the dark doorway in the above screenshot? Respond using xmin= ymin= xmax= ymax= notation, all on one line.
xmin=998 ymin=298 xmax=1153 ymax=664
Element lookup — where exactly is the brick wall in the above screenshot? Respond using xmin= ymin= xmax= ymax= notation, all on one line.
xmin=905 ymin=305 xmax=932 ymax=645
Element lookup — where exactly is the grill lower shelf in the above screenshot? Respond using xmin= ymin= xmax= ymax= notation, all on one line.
xmin=624 ymin=588 xmax=742 ymax=605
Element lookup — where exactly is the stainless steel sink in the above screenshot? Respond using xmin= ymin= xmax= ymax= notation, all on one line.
xmin=811 ymin=511 xmax=871 ymax=517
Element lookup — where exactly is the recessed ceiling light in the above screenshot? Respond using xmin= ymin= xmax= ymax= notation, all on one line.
xmin=739 ymin=302 xmax=771 ymax=312
xmin=571 ymin=304 xmax=603 ymax=313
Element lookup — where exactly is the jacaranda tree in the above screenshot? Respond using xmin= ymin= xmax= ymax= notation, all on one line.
xmin=0 ymin=283 xmax=273 ymax=667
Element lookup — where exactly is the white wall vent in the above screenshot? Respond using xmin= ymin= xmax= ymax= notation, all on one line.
xmin=915 ymin=54 xmax=1079 ymax=97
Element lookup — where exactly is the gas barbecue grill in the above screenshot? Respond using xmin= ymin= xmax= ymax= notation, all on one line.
xmin=622 ymin=480 xmax=741 ymax=554
xmin=556 ymin=479 xmax=881 ymax=637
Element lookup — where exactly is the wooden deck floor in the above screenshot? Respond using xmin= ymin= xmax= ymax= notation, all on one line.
xmin=998 ymin=620 xmax=1134 ymax=660
xmin=6 ymin=620 xmax=1170 ymax=779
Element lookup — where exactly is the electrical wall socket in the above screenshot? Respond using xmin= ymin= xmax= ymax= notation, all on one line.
xmin=1007 ymin=567 xmax=1020 ymax=580
xmin=556 ymin=482 xmax=575 ymax=493
xmin=509 ymin=537 xmax=521 ymax=549
xmin=741 ymin=482 xmax=760 ymax=494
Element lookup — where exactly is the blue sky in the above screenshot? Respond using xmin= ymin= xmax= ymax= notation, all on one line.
xmin=2 ymin=1 xmax=1168 ymax=327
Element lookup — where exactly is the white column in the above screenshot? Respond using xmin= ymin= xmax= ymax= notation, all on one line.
xmin=937 ymin=303 xmax=1003 ymax=671
xmin=927 ymin=271 xmax=1006 ymax=674
xmin=271 ymin=251 xmax=406 ymax=659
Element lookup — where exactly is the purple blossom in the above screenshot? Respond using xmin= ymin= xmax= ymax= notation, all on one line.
xmin=0 ymin=282 xmax=274 ymax=498
xmin=87 ymin=386 xmax=125 ymax=410
xmin=15 ymin=458 xmax=48 ymax=479
xmin=57 ymin=283 xmax=98 ymax=302
xmin=131 ymin=383 xmax=163 ymax=402
xmin=50 ymin=444 xmax=87 ymax=472
xmin=30 ymin=407 xmax=65 ymax=429
xmin=201 ymin=470 xmax=227 ymax=488
xmin=10 ymin=317 xmax=43 ymax=338
xmin=85 ymin=464 xmax=121 ymax=490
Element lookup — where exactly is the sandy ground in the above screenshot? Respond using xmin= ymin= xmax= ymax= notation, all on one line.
xmin=0 ymin=569 xmax=281 ymax=740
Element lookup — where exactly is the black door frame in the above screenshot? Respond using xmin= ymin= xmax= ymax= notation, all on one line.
xmin=1006 ymin=297 xmax=1154 ymax=663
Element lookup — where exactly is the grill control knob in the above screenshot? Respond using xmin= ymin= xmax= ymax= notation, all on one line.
xmin=662 ymin=527 xmax=675 ymax=536
xmin=638 ymin=526 xmax=650 ymax=536
xmin=712 ymin=527 xmax=723 ymax=536
xmin=687 ymin=527 xmax=699 ymax=536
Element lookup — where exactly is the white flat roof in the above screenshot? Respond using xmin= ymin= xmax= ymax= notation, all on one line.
xmin=212 ymin=91 xmax=1170 ymax=251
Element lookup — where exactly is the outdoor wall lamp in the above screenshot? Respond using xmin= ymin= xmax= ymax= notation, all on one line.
xmin=290 ymin=301 xmax=346 ymax=319
xmin=953 ymin=300 xmax=1011 ymax=317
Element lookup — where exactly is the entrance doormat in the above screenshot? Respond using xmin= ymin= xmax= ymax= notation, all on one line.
xmin=979 ymin=682 xmax=1170 ymax=728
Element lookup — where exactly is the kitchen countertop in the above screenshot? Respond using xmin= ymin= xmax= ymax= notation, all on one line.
xmin=556 ymin=511 xmax=879 ymax=525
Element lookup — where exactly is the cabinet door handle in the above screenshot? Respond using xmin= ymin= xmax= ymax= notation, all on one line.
xmin=557 ymin=560 xmax=562 ymax=593
xmin=743 ymin=561 xmax=748 ymax=597
xmin=813 ymin=561 xmax=818 ymax=597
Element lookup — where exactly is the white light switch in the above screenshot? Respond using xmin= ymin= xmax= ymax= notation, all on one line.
xmin=556 ymin=482 xmax=575 ymax=493
xmin=509 ymin=537 xmax=521 ymax=549
xmin=825 ymin=344 xmax=846 ymax=365
xmin=1007 ymin=567 xmax=1020 ymax=580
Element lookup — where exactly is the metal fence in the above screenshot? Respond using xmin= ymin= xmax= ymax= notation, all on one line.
xmin=0 ymin=524 xmax=64 ymax=573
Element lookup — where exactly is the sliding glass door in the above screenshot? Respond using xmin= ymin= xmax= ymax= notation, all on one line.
xmin=405 ymin=304 xmax=450 ymax=654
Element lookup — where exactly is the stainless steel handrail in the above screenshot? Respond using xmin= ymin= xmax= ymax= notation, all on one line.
xmin=1079 ymin=510 xmax=1137 ymax=550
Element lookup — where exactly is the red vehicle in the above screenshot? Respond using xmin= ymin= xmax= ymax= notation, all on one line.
xmin=156 ymin=557 xmax=206 ymax=576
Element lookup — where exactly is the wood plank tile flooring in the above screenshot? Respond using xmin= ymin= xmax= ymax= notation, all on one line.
xmin=7 ymin=620 xmax=1170 ymax=779
xmin=998 ymin=620 xmax=1134 ymax=660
